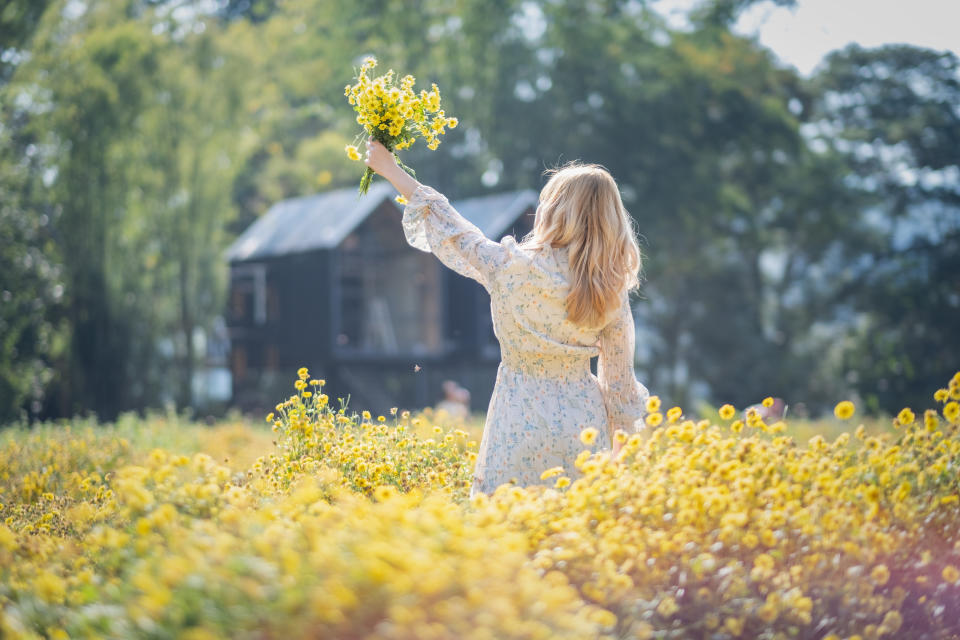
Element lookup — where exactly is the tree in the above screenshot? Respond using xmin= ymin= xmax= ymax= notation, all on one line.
xmin=3 ymin=0 xmax=255 ymax=418
xmin=124 ymin=18 xmax=257 ymax=408
xmin=809 ymin=44 xmax=960 ymax=412
xmin=15 ymin=1 xmax=164 ymax=417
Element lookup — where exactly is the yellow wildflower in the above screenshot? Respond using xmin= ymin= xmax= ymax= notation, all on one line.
xmin=943 ymin=565 xmax=960 ymax=583
xmin=540 ymin=466 xmax=564 ymax=480
xmin=943 ymin=401 xmax=959 ymax=424
xmin=897 ymin=407 xmax=915 ymax=425
xmin=834 ymin=400 xmax=855 ymax=420
xmin=646 ymin=395 xmax=661 ymax=413
xmin=871 ymin=564 xmax=890 ymax=586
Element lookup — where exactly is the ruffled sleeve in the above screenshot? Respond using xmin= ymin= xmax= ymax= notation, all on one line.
xmin=402 ymin=185 xmax=513 ymax=292
xmin=597 ymin=292 xmax=650 ymax=436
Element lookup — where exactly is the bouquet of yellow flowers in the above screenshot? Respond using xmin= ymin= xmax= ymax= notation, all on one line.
xmin=344 ymin=57 xmax=458 ymax=195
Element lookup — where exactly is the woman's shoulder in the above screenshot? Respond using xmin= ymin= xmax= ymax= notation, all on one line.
xmin=497 ymin=234 xmax=524 ymax=257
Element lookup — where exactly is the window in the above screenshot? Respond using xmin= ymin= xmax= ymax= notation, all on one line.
xmin=229 ymin=264 xmax=267 ymax=325
xmin=231 ymin=345 xmax=248 ymax=383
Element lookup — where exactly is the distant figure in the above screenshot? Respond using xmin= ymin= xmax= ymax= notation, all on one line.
xmin=365 ymin=139 xmax=650 ymax=500
xmin=435 ymin=380 xmax=470 ymax=420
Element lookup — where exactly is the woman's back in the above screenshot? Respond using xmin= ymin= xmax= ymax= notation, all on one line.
xmin=491 ymin=243 xmax=604 ymax=376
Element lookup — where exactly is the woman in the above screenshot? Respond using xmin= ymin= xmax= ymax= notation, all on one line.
xmin=364 ymin=138 xmax=650 ymax=498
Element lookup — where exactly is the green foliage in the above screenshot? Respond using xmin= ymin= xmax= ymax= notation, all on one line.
xmin=0 ymin=130 xmax=65 ymax=422
xmin=809 ymin=45 xmax=960 ymax=413
xmin=2 ymin=0 xmax=254 ymax=419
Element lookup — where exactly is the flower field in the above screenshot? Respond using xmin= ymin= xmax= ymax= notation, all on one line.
xmin=2 ymin=372 xmax=960 ymax=639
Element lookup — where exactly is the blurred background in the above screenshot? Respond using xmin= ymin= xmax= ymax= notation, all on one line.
xmin=1 ymin=0 xmax=957 ymax=424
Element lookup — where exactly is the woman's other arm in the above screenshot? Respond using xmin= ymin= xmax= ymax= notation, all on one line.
xmin=597 ymin=292 xmax=650 ymax=458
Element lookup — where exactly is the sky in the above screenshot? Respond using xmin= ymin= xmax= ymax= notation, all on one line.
xmin=656 ymin=0 xmax=960 ymax=76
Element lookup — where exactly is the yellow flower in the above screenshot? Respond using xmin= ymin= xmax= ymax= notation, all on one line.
xmin=555 ymin=476 xmax=571 ymax=489
xmin=719 ymin=404 xmax=735 ymax=420
xmin=934 ymin=388 xmax=949 ymax=402
xmin=656 ymin=595 xmax=678 ymax=617
xmin=646 ymin=412 xmax=663 ymax=427
xmin=897 ymin=407 xmax=915 ymax=425
xmin=871 ymin=564 xmax=890 ymax=586
xmin=395 ymin=195 xmax=408 ymax=205
xmin=373 ymin=485 xmax=397 ymax=501
xmin=540 ymin=466 xmax=564 ymax=480
xmin=762 ymin=396 xmax=774 ymax=408
xmin=943 ymin=401 xmax=959 ymax=424
xmin=345 ymin=145 xmax=361 ymax=161
xmin=579 ymin=427 xmax=598 ymax=446
xmin=943 ymin=565 xmax=960 ymax=583
xmin=297 ymin=367 xmax=309 ymax=379
xmin=645 ymin=395 xmax=661 ymax=413
xmin=666 ymin=406 xmax=682 ymax=422
xmin=834 ymin=400 xmax=855 ymax=420
xmin=34 ymin=570 xmax=66 ymax=603
xmin=724 ymin=617 xmax=743 ymax=636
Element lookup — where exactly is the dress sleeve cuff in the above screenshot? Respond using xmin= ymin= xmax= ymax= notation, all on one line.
xmin=603 ymin=380 xmax=650 ymax=433
xmin=402 ymin=185 xmax=447 ymax=253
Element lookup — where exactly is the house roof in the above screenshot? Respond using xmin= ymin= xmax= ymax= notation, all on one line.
xmin=225 ymin=182 xmax=396 ymax=263
xmin=225 ymin=183 xmax=539 ymax=263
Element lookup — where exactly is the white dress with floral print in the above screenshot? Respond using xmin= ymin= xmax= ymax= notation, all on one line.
xmin=403 ymin=185 xmax=650 ymax=498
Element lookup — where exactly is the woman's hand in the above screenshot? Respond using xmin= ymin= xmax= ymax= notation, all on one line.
xmin=364 ymin=138 xmax=398 ymax=178
xmin=365 ymin=137 xmax=421 ymax=201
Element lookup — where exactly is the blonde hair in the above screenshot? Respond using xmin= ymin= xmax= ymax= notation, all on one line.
xmin=519 ymin=161 xmax=642 ymax=327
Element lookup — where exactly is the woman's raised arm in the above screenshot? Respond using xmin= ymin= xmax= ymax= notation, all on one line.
xmin=363 ymin=137 xmax=515 ymax=293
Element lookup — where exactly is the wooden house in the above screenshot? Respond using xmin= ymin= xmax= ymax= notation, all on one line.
xmin=225 ymin=182 xmax=538 ymax=414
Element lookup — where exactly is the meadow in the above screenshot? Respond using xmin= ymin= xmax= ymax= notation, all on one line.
xmin=2 ymin=370 xmax=959 ymax=639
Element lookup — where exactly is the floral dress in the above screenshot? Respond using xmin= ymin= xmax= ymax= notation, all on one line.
xmin=403 ymin=185 xmax=650 ymax=498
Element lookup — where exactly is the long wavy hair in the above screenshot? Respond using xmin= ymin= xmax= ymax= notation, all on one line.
xmin=519 ymin=161 xmax=642 ymax=328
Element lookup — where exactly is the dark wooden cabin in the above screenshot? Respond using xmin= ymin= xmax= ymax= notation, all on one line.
xmin=225 ymin=182 xmax=537 ymax=414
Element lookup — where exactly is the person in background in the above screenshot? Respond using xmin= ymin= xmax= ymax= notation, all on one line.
xmin=436 ymin=380 xmax=470 ymax=420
